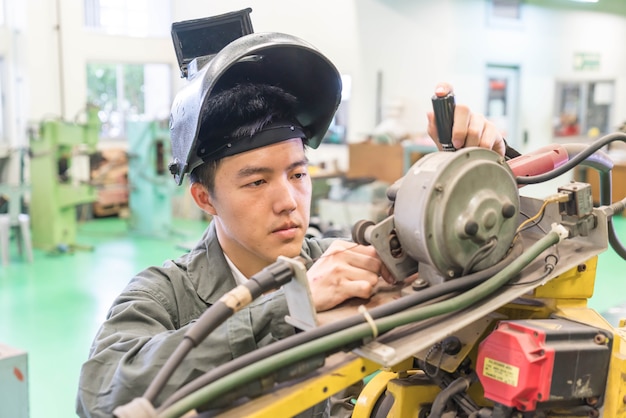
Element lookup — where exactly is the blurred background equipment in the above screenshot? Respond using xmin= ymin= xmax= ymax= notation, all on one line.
xmin=90 ymin=148 xmax=129 ymax=218
xmin=126 ymin=119 xmax=175 ymax=238
xmin=28 ymin=107 xmax=100 ymax=252
xmin=0 ymin=145 xmax=32 ymax=265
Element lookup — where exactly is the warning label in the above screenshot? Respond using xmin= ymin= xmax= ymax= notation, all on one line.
xmin=482 ymin=358 xmax=519 ymax=386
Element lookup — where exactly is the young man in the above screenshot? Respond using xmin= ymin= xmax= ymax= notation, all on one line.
xmin=76 ymin=32 xmax=505 ymax=418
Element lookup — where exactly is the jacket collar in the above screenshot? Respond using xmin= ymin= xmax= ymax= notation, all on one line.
xmin=187 ymin=222 xmax=238 ymax=305
xmin=187 ymin=221 xmax=316 ymax=305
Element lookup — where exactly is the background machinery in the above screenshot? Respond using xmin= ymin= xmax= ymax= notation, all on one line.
xmin=28 ymin=108 xmax=100 ymax=251
xmin=126 ymin=119 xmax=176 ymax=238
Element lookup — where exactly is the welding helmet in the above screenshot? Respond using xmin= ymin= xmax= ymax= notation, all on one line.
xmin=167 ymin=31 xmax=343 ymax=185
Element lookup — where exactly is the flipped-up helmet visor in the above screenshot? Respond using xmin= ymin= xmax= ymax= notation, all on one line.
xmin=168 ymin=32 xmax=342 ymax=185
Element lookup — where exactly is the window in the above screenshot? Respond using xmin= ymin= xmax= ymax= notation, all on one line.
xmin=491 ymin=0 xmax=522 ymax=20
xmin=84 ymin=0 xmax=170 ymax=37
xmin=487 ymin=0 xmax=524 ymax=29
xmin=87 ymin=62 xmax=172 ymax=139
xmin=553 ymin=80 xmax=614 ymax=139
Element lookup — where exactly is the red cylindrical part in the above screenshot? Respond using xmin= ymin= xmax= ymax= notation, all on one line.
xmin=507 ymin=144 xmax=569 ymax=180
xmin=476 ymin=321 xmax=555 ymax=411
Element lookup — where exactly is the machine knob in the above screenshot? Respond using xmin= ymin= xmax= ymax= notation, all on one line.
xmin=464 ymin=220 xmax=479 ymax=236
xmin=352 ymin=220 xmax=375 ymax=245
xmin=502 ymin=202 xmax=517 ymax=219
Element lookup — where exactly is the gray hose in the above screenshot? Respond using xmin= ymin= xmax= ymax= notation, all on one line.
xmin=429 ymin=375 xmax=475 ymax=417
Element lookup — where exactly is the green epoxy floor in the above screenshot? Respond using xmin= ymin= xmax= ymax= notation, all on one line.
xmin=1 ymin=216 xmax=625 ymax=418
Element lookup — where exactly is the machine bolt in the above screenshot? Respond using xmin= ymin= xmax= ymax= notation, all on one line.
xmin=464 ymin=220 xmax=479 ymax=236
xmin=586 ymin=397 xmax=599 ymax=406
xmin=593 ymin=334 xmax=607 ymax=345
xmin=447 ymin=270 xmax=456 ymax=278
xmin=588 ymin=409 xmax=599 ymax=418
xmin=578 ymin=264 xmax=587 ymax=272
xmin=389 ymin=234 xmax=403 ymax=258
xmin=435 ymin=184 xmax=444 ymax=193
xmin=412 ymin=278 xmax=429 ymax=290
xmin=502 ymin=203 xmax=516 ymax=219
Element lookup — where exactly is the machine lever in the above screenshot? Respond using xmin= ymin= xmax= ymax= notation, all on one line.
xmin=431 ymin=93 xmax=456 ymax=152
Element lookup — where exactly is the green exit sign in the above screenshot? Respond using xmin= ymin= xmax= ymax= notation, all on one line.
xmin=574 ymin=53 xmax=600 ymax=71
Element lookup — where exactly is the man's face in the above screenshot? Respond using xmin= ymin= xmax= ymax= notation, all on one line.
xmin=203 ymin=138 xmax=312 ymax=276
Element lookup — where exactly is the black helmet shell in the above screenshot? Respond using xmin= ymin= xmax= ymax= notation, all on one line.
xmin=168 ymin=32 xmax=342 ymax=185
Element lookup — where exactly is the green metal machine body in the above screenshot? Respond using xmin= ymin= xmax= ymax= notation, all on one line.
xmin=126 ymin=120 xmax=175 ymax=238
xmin=29 ymin=109 xmax=99 ymax=250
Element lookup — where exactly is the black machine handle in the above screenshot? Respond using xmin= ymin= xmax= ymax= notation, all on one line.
xmin=431 ymin=94 xmax=456 ymax=152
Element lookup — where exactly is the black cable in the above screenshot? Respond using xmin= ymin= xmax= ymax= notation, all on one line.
xmin=581 ymin=154 xmax=626 ymax=260
xmin=515 ymin=132 xmax=626 ymax=185
xmin=608 ymin=200 xmax=626 ymax=260
xmin=462 ymin=237 xmax=497 ymax=276
xmin=421 ymin=365 xmax=479 ymax=416
xmin=505 ymin=253 xmax=557 ymax=288
xmin=574 ymin=149 xmax=626 ymax=260
xmin=519 ymin=138 xmax=626 ymax=259
xmin=143 ymin=258 xmax=297 ymax=403
xmin=600 ymin=171 xmax=626 ymax=260
xmin=157 ymin=239 xmax=524 ymax=411
xmin=517 ymin=210 xmax=548 ymax=234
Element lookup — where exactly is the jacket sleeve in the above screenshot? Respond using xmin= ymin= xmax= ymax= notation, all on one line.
xmin=76 ymin=268 xmax=293 ymax=418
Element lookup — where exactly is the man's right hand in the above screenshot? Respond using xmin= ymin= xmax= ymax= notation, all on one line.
xmin=427 ymin=82 xmax=506 ymax=156
xmin=306 ymin=240 xmax=391 ymax=312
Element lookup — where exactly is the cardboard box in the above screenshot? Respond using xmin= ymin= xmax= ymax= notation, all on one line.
xmin=347 ymin=142 xmax=430 ymax=184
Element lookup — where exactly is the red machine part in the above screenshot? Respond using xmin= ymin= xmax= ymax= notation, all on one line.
xmin=476 ymin=321 xmax=556 ymax=412
xmin=507 ymin=144 xmax=569 ymax=180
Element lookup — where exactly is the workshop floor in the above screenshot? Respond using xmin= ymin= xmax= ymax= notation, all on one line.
xmin=1 ymin=216 xmax=625 ymax=418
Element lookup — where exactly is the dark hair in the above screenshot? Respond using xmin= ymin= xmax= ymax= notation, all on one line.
xmin=189 ymin=83 xmax=305 ymax=192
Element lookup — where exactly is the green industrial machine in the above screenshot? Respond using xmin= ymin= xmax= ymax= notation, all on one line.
xmin=29 ymin=108 xmax=100 ymax=250
xmin=126 ymin=120 xmax=175 ymax=238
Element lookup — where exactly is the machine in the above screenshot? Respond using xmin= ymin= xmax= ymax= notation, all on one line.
xmin=113 ymin=10 xmax=626 ymax=418
xmin=126 ymin=119 xmax=176 ymax=238
xmin=28 ymin=107 xmax=100 ymax=251
xmin=114 ymin=133 xmax=626 ymax=418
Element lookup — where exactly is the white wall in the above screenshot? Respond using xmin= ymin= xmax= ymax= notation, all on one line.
xmin=352 ymin=0 xmax=626 ymax=153
xmin=0 ymin=0 xmax=624 ymax=158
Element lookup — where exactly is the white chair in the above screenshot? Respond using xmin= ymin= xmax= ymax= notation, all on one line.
xmin=0 ymin=186 xmax=34 ymax=265
xmin=0 ymin=213 xmax=34 ymax=265
xmin=0 ymin=214 xmax=10 ymax=265
xmin=17 ymin=213 xmax=34 ymax=263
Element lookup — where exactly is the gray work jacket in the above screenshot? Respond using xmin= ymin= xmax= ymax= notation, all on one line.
xmin=76 ymin=222 xmax=334 ymax=418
